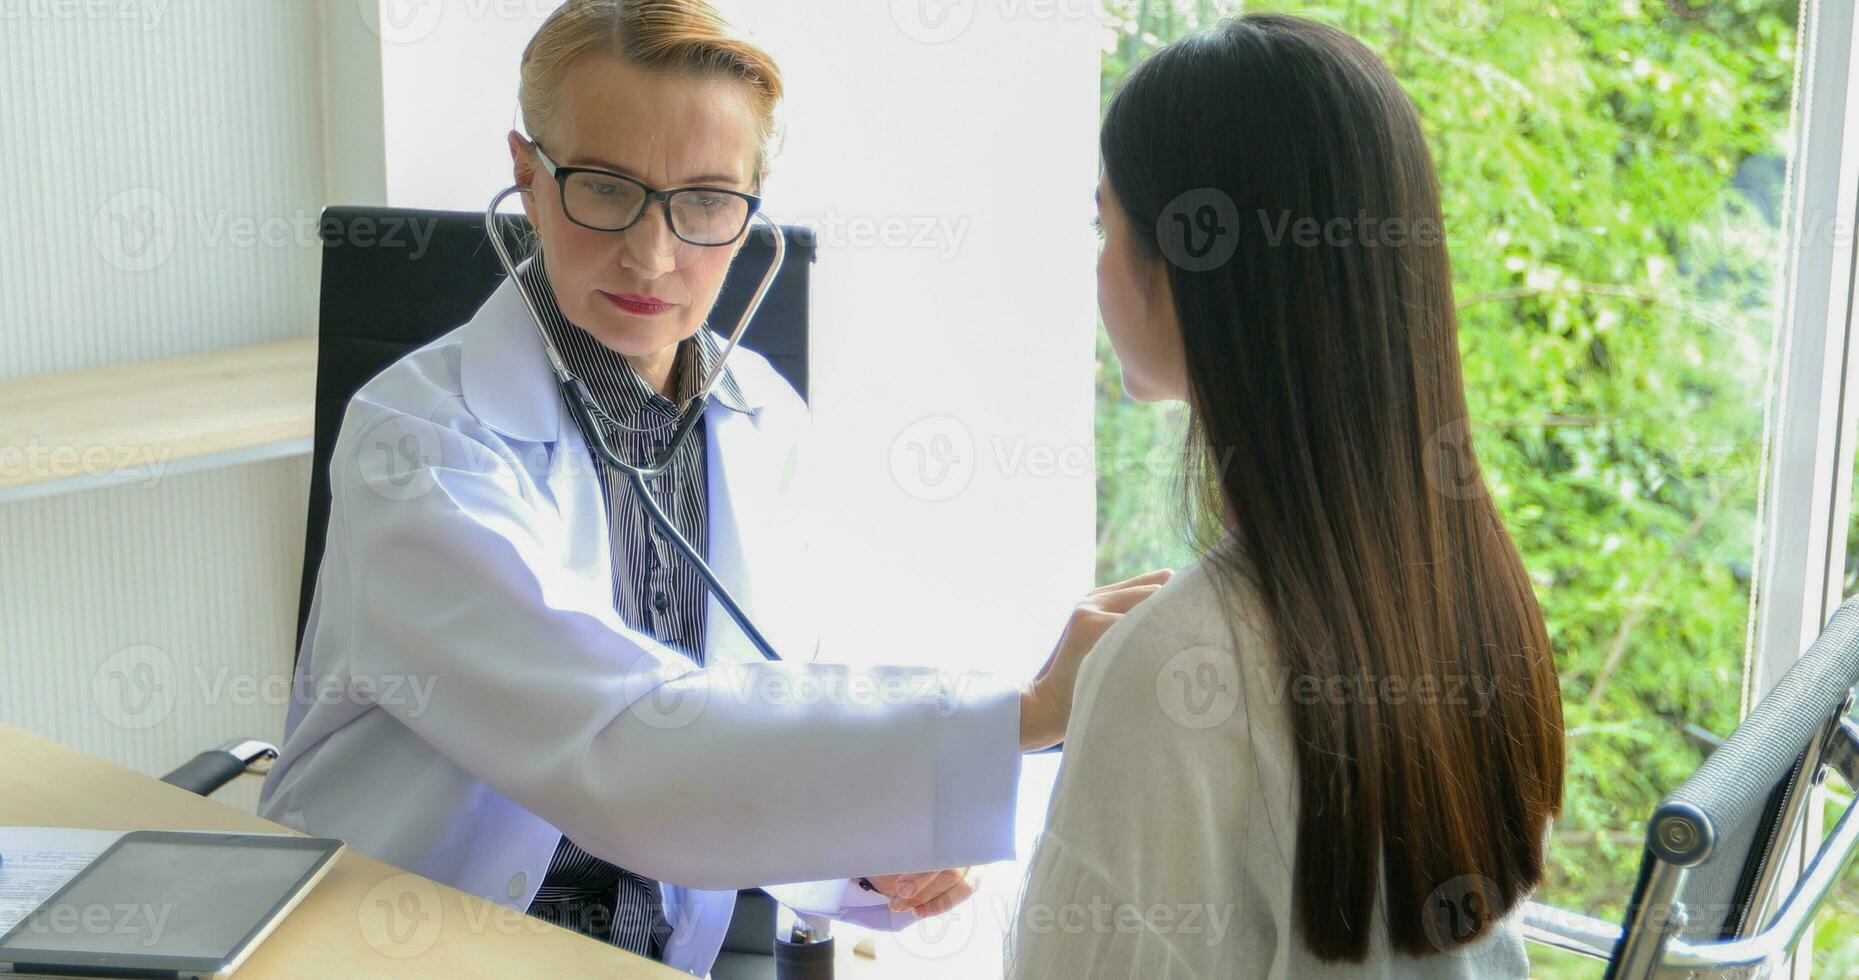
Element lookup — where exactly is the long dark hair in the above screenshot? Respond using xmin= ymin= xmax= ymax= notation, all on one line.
xmin=1100 ymin=14 xmax=1564 ymax=961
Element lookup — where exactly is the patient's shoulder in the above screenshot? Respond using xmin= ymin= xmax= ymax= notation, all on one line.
xmin=1100 ymin=553 xmax=1269 ymax=667
xmin=1069 ymin=551 xmax=1278 ymax=738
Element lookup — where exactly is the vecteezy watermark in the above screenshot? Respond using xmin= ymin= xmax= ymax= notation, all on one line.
xmin=365 ymin=0 xmax=443 ymax=44
xmin=0 ymin=0 xmax=169 ymax=31
xmin=1260 ymin=666 xmax=1501 ymax=718
xmin=1423 ymin=875 xmax=1504 ymax=955
xmin=0 ymin=438 xmax=173 ymax=489
xmin=17 ymin=901 xmax=173 ymax=947
xmin=621 ymin=663 xmax=972 ymax=732
xmin=1423 ymin=417 xmax=1487 ymax=501
xmin=1156 ymin=646 xmax=1242 ymax=730
xmin=93 ymin=188 xmax=177 ymax=273
xmin=1013 ymin=896 xmax=1235 ymax=947
xmin=91 ymin=645 xmax=442 ymax=730
xmin=1684 ymin=184 xmax=1792 ymax=275
xmin=93 ymin=645 xmax=178 ymax=730
xmin=887 ymin=416 xmax=1200 ymax=503
xmin=1157 ymin=188 xmax=1240 ymax=272
xmin=359 ymin=874 xmax=444 ymax=958
xmin=1418 ymin=0 xmax=1506 ymax=46
xmin=787 ymin=208 xmax=972 ymax=261
xmin=890 ymin=0 xmax=1095 ymax=44
xmin=890 ymin=0 xmax=973 ymax=43
xmin=357 ymin=412 xmax=447 ymax=502
xmin=1664 ymin=0 xmax=1718 ymax=20
xmin=1258 ymin=209 xmax=1446 ymax=250
xmin=198 ymin=667 xmax=440 ymax=717
xmin=363 ymin=0 xmax=586 ymax=45
xmin=92 ymin=188 xmax=437 ymax=273
xmin=889 ymin=416 xmax=976 ymax=502
xmin=357 ymin=868 xmax=706 ymax=959
xmin=893 ymin=890 xmax=981 ymax=959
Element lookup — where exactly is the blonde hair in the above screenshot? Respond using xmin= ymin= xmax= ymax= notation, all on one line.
xmin=517 ymin=0 xmax=784 ymax=178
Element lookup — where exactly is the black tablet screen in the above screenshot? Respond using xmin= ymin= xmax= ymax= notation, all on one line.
xmin=0 ymin=837 xmax=325 ymax=960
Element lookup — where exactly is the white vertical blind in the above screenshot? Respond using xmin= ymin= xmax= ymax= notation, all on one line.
xmin=0 ymin=3 xmax=327 ymax=809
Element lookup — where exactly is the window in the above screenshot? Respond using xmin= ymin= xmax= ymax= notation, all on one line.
xmin=1097 ymin=2 xmax=1822 ymax=975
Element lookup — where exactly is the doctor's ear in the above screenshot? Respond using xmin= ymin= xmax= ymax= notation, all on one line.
xmin=506 ymin=130 xmax=537 ymax=188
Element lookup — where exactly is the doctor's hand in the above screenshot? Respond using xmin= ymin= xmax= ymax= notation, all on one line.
xmin=1019 ymin=568 xmax=1174 ymax=751
xmin=864 ymin=867 xmax=982 ymax=919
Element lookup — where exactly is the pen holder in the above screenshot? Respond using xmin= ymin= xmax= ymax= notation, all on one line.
xmin=773 ymin=933 xmax=834 ymax=980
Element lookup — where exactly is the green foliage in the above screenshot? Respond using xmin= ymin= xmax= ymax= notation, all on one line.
xmin=1092 ymin=0 xmax=1849 ymax=973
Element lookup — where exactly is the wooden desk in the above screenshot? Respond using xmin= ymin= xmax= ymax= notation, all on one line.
xmin=0 ymin=723 xmax=680 ymax=978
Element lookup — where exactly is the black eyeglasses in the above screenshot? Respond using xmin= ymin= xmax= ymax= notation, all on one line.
xmin=526 ymin=137 xmax=760 ymax=247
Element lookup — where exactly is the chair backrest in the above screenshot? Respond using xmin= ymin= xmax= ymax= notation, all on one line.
xmin=302 ymin=205 xmax=817 ymax=650
xmin=1603 ymin=596 xmax=1859 ymax=978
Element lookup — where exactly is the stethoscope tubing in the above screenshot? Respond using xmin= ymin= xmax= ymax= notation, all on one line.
xmin=485 ymin=183 xmax=789 ymax=663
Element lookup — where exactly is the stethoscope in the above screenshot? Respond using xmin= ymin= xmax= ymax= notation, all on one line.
xmin=484 ymin=183 xmax=789 ymax=663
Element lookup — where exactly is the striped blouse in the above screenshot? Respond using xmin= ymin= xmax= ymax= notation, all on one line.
xmin=517 ymin=257 xmax=751 ymax=960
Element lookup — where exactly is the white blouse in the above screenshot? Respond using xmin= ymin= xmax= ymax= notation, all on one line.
xmin=1007 ymin=552 xmax=1532 ymax=979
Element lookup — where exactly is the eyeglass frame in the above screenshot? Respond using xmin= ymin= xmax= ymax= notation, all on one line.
xmin=521 ymin=135 xmax=762 ymax=247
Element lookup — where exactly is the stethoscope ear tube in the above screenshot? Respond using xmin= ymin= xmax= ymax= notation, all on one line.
xmin=484 ymin=183 xmax=788 ymax=664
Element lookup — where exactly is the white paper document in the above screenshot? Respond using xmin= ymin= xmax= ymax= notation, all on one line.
xmin=0 ymin=828 xmax=125 ymax=936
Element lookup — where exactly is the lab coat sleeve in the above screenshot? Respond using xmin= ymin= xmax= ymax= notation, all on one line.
xmin=761 ymin=879 xmax=915 ymax=932
xmin=333 ymin=405 xmax=1021 ymax=891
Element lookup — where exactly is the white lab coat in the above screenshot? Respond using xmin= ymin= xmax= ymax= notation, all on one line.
xmin=257 ymin=267 xmax=1023 ymax=976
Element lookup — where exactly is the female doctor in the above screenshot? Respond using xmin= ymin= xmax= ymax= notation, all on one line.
xmin=257 ymin=0 xmax=1167 ymax=974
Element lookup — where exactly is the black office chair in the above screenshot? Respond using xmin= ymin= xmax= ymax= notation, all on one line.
xmin=1524 ymin=595 xmax=1859 ymax=976
xmin=163 ymin=204 xmax=818 ymax=975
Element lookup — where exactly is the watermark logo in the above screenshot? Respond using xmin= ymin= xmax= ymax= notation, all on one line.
xmin=891 ymin=0 xmax=975 ymax=44
xmin=1156 ymin=645 xmax=1241 ymax=730
xmin=620 ymin=663 xmax=709 ymax=731
xmin=93 ymin=644 xmax=177 ymax=730
xmin=363 ymin=0 xmax=443 ymax=44
xmin=0 ymin=0 xmax=169 ymax=31
xmin=93 ymin=188 xmax=175 ymax=273
xmin=1012 ymin=893 xmax=1236 ymax=945
xmin=92 ymin=191 xmax=436 ymax=273
xmin=1421 ymin=0 xmax=1505 ymax=45
xmin=1157 ymin=188 xmax=1239 ymax=272
xmin=1685 ymin=185 xmax=1786 ymax=276
xmin=1665 ymin=0 xmax=1717 ymax=20
xmin=1423 ymin=875 xmax=1503 ymax=955
xmin=19 ymin=901 xmax=172 ymax=946
xmin=1422 ymin=418 xmax=1488 ymax=501
xmin=358 ymin=413 xmax=445 ymax=501
xmin=890 ymin=415 xmax=976 ymax=502
xmin=893 ymin=892 xmax=979 ymax=959
xmin=359 ymin=874 xmax=443 ymax=958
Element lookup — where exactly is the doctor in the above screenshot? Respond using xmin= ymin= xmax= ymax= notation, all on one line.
xmin=257 ymin=0 xmax=1167 ymax=975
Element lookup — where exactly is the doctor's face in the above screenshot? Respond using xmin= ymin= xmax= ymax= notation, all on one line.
xmin=508 ymin=57 xmax=762 ymax=387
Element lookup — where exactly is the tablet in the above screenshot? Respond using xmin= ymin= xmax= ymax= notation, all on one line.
xmin=0 ymin=830 xmax=344 ymax=979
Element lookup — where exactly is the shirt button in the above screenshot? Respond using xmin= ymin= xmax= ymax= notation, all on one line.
xmin=507 ymin=871 xmax=527 ymax=899
xmin=653 ymin=591 xmax=670 ymax=614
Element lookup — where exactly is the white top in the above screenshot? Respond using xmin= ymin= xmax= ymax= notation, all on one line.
xmin=1007 ymin=551 xmax=1531 ymax=979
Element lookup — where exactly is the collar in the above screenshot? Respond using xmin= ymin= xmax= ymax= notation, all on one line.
xmin=517 ymin=257 xmax=751 ymax=423
xmin=459 ymin=256 xmax=760 ymax=443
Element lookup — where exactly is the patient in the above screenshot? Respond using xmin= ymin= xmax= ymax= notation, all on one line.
xmin=1008 ymin=14 xmax=1565 ymax=979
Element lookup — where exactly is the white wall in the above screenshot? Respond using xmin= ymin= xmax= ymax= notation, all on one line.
xmin=0 ymin=2 xmax=331 ymax=812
